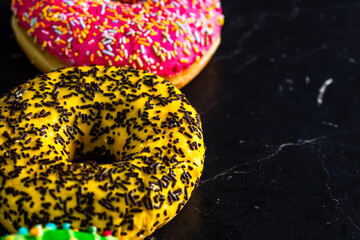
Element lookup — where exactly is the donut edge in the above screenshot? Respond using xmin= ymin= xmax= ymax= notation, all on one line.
xmin=167 ymin=37 xmax=221 ymax=89
xmin=11 ymin=15 xmax=221 ymax=89
xmin=10 ymin=15 xmax=71 ymax=73
xmin=0 ymin=214 xmax=16 ymax=234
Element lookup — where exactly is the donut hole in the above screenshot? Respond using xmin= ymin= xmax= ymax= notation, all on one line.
xmin=72 ymin=154 xmax=115 ymax=165
xmin=72 ymin=145 xmax=116 ymax=165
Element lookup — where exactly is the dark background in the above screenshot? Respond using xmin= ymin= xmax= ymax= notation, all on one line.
xmin=3 ymin=0 xmax=360 ymax=239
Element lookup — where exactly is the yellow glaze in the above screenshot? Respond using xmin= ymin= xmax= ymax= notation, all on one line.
xmin=0 ymin=66 xmax=205 ymax=239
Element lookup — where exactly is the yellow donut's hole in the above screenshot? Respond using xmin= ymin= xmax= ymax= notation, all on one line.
xmin=72 ymin=155 xmax=115 ymax=165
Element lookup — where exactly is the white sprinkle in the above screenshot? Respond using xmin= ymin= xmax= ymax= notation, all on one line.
xmin=79 ymin=17 xmax=86 ymax=29
xmin=175 ymin=21 xmax=185 ymax=30
xmin=171 ymin=1 xmax=180 ymax=7
xmin=140 ymin=45 xmax=146 ymax=54
xmin=166 ymin=37 xmax=173 ymax=43
xmin=103 ymin=49 xmax=115 ymax=57
xmin=101 ymin=3 xmax=106 ymax=15
xmin=64 ymin=0 xmax=74 ymax=6
xmin=103 ymin=40 xmax=112 ymax=45
xmin=30 ymin=17 xmax=37 ymax=27
xmin=104 ymin=35 xmax=114 ymax=40
xmin=124 ymin=49 xmax=128 ymax=59
xmin=194 ymin=31 xmax=200 ymax=43
xmin=41 ymin=30 xmax=49 ymax=35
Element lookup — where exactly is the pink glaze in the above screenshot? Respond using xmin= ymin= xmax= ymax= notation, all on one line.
xmin=12 ymin=0 xmax=224 ymax=78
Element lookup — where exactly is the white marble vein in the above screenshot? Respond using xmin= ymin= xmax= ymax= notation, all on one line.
xmin=317 ymin=78 xmax=333 ymax=106
xmin=317 ymin=148 xmax=360 ymax=231
xmin=200 ymin=127 xmax=360 ymax=186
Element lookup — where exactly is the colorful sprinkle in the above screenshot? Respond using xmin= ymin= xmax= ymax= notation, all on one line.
xmin=62 ymin=223 xmax=71 ymax=230
xmin=12 ymin=0 xmax=224 ymax=77
xmin=17 ymin=227 xmax=28 ymax=235
xmin=29 ymin=226 xmax=42 ymax=236
xmin=44 ymin=223 xmax=57 ymax=230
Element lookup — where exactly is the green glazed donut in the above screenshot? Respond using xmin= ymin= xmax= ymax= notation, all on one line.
xmin=0 ymin=223 xmax=118 ymax=240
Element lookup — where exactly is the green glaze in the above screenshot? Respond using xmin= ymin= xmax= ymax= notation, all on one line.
xmin=0 ymin=227 xmax=118 ymax=240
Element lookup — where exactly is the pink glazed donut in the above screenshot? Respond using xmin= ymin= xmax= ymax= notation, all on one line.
xmin=11 ymin=0 xmax=224 ymax=88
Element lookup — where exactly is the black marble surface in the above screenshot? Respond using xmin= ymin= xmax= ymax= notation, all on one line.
xmin=3 ymin=0 xmax=360 ymax=239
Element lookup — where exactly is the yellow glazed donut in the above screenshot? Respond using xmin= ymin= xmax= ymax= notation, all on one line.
xmin=0 ymin=66 xmax=205 ymax=239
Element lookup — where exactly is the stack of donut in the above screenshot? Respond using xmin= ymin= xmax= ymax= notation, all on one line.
xmin=0 ymin=66 xmax=206 ymax=239
xmin=11 ymin=0 xmax=224 ymax=88
xmin=4 ymin=0 xmax=224 ymax=239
